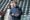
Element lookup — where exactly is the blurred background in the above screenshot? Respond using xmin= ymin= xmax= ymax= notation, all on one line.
xmin=0 ymin=0 xmax=30 ymax=20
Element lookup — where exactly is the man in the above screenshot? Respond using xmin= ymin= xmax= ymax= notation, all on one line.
xmin=10 ymin=1 xmax=22 ymax=20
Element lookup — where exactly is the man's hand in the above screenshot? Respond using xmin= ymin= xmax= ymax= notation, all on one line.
xmin=11 ymin=13 xmax=15 ymax=16
xmin=15 ymin=12 xmax=19 ymax=17
xmin=15 ymin=13 xmax=19 ymax=17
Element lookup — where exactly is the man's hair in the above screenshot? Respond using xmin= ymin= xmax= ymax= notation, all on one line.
xmin=10 ymin=1 xmax=17 ymax=4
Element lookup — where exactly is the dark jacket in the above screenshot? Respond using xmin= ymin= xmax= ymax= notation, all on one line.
xmin=10 ymin=6 xmax=22 ymax=19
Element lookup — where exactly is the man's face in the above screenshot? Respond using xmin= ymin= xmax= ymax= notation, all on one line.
xmin=13 ymin=2 xmax=16 ymax=7
xmin=10 ymin=2 xmax=16 ymax=8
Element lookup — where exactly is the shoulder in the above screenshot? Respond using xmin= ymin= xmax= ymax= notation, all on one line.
xmin=16 ymin=6 xmax=19 ymax=8
xmin=16 ymin=6 xmax=22 ymax=10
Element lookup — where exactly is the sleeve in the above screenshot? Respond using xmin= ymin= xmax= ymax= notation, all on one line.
xmin=18 ymin=8 xmax=22 ymax=15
